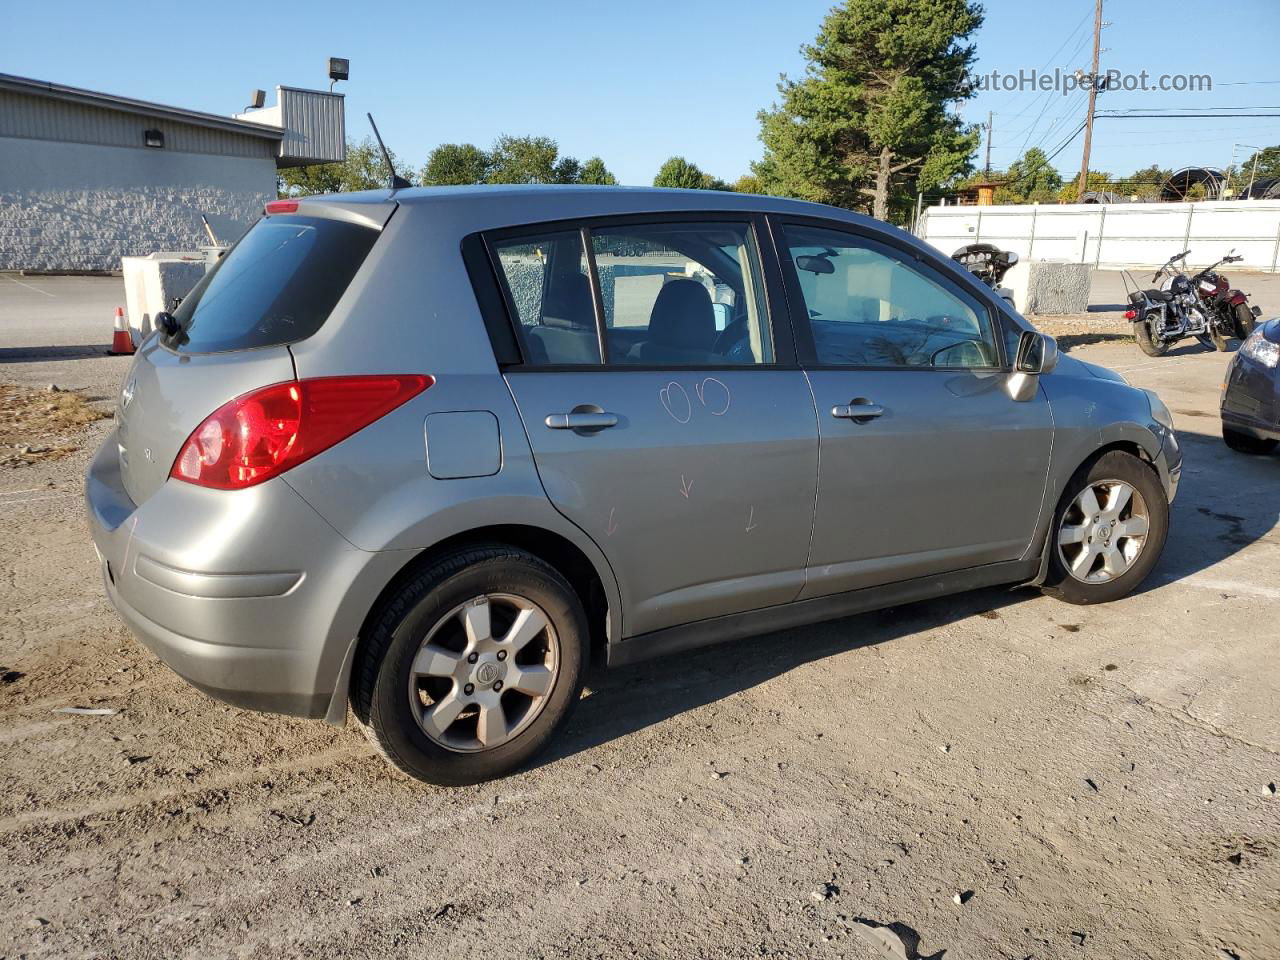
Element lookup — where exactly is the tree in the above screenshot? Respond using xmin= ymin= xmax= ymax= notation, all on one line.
xmin=755 ymin=0 xmax=983 ymax=221
xmin=1004 ymin=147 xmax=1063 ymax=203
xmin=653 ymin=156 xmax=708 ymax=189
xmin=420 ymin=143 xmax=490 ymax=186
xmin=1121 ymin=164 xmax=1171 ymax=200
xmin=732 ymin=173 xmax=763 ymax=194
xmin=277 ymin=137 xmax=408 ymax=197
xmin=1058 ymin=170 xmax=1111 ymax=204
xmin=579 ymin=156 xmax=618 ymax=185
xmin=487 ymin=135 xmax=582 ymax=184
xmin=1237 ymin=146 xmax=1280 ymax=188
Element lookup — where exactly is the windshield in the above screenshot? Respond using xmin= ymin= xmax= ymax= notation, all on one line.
xmin=169 ymin=214 xmax=378 ymax=353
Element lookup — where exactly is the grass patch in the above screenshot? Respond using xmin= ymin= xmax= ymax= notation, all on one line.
xmin=0 ymin=383 xmax=111 ymax=468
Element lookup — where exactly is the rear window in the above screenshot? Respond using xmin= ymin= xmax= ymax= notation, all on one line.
xmin=168 ymin=214 xmax=378 ymax=353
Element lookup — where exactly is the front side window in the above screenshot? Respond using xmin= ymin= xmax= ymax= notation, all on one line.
xmin=783 ymin=224 xmax=998 ymax=369
xmin=591 ymin=222 xmax=772 ymax=366
xmin=491 ymin=230 xmax=601 ymax=365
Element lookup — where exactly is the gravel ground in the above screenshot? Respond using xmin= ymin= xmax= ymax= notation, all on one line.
xmin=1 ymin=275 xmax=1277 ymax=960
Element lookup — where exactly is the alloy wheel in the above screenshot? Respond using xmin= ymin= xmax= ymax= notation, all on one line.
xmin=1056 ymin=479 xmax=1150 ymax=584
xmin=407 ymin=593 xmax=560 ymax=752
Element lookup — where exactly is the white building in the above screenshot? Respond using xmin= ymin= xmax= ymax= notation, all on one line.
xmin=0 ymin=73 xmax=345 ymax=271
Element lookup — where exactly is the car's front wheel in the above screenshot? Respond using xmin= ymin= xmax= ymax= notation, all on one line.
xmin=1041 ymin=451 xmax=1169 ymax=605
xmin=353 ymin=546 xmax=587 ymax=785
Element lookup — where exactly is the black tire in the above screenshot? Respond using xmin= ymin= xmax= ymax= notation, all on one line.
xmin=353 ymin=545 xmax=588 ymax=786
xmin=1223 ymin=426 xmax=1278 ymax=455
xmin=1134 ymin=317 xmax=1169 ymax=357
xmin=1234 ymin=302 xmax=1257 ymax=340
xmin=1041 ymin=451 xmax=1169 ymax=606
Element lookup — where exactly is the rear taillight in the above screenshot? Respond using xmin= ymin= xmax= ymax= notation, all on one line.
xmin=171 ymin=375 xmax=432 ymax=489
xmin=264 ymin=199 xmax=299 ymax=215
xmin=1124 ymin=309 xmax=1136 ymax=320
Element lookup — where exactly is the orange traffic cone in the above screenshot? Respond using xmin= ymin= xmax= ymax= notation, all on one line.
xmin=109 ymin=307 xmax=134 ymax=355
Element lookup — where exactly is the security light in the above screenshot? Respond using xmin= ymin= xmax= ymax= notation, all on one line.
xmin=245 ymin=89 xmax=266 ymax=111
xmin=143 ymin=129 xmax=164 ymax=148
xmin=328 ymin=57 xmax=349 ymax=86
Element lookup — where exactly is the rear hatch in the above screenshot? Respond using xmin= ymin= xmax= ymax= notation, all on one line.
xmin=115 ymin=197 xmax=394 ymax=505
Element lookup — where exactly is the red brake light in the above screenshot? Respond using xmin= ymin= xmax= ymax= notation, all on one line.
xmin=171 ymin=375 xmax=432 ymax=489
xmin=1123 ymin=309 xmax=1136 ymax=320
xmin=265 ymin=199 xmax=299 ymax=215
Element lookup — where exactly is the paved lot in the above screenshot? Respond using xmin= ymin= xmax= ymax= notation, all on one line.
xmin=1 ymin=276 xmax=1277 ymax=960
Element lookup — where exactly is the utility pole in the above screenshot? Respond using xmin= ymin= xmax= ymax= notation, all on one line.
xmin=1076 ymin=0 xmax=1103 ymax=203
xmin=984 ymin=112 xmax=993 ymax=178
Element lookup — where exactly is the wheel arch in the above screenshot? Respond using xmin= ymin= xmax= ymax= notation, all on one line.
xmin=1028 ymin=432 xmax=1163 ymax=586
xmin=360 ymin=522 xmax=614 ymax=660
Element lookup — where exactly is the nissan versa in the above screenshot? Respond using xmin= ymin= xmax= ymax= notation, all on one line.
xmin=86 ymin=186 xmax=1181 ymax=785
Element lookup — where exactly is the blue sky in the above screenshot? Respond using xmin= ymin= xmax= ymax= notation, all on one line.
xmin=3 ymin=0 xmax=1278 ymax=188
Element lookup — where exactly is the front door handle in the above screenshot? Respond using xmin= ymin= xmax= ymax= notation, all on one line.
xmin=831 ymin=399 xmax=884 ymax=423
xmin=544 ymin=411 xmax=618 ymax=431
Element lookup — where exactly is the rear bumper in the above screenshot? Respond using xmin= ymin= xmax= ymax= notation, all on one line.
xmin=85 ymin=432 xmax=405 ymax=719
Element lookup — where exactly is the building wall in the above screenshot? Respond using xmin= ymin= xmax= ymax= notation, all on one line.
xmin=0 ymin=137 xmax=276 ymax=271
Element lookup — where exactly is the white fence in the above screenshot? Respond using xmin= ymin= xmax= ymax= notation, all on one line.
xmin=919 ymin=200 xmax=1280 ymax=273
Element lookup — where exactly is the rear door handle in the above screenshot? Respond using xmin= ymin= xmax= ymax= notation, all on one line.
xmin=544 ymin=412 xmax=618 ymax=431
xmin=831 ymin=400 xmax=885 ymax=422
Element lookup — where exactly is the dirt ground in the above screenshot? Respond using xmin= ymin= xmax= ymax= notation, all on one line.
xmin=1 ymin=275 xmax=1278 ymax=960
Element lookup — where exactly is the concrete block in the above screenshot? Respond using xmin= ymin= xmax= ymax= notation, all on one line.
xmin=1003 ymin=260 xmax=1091 ymax=315
xmin=121 ymin=254 xmax=207 ymax=339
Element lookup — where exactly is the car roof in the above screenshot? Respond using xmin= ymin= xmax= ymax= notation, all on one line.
xmin=309 ymin=183 xmax=887 ymax=235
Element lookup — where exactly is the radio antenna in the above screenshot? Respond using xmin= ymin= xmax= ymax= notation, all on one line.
xmin=367 ymin=113 xmax=411 ymax=191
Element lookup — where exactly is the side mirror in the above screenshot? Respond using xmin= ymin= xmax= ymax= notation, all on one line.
xmin=1007 ymin=330 xmax=1058 ymax=402
xmin=1004 ymin=251 xmax=1019 ymax=267
xmin=1015 ymin=329 xmax=1058 ymax=374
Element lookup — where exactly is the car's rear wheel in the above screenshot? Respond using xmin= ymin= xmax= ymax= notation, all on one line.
xmin=1041 ymin=451 xmax=1168 ymax=605
xmin=353 ymin=546 xmax=587 ymax=785
xmin=1223 ymin=426 xmax=1278 ymax=455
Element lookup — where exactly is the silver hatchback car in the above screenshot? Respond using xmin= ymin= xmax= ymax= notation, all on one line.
xmin=87 ymin=186 xmax=1181 ymax=785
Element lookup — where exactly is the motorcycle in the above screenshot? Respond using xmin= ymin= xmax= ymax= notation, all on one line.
xmin=1124 ymin=251 xmax=1251 ymax=357
xmin=951 ymin=243 xmax=1018 ymax=309
xmin=1191 ymin=252 xmax=1260 ymax=347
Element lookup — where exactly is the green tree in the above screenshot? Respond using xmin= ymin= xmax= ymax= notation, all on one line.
xmin=732 ymin=173 xmax=763 ymax=194
xmin=755 ymin=0 xmax=983 ymax=222
xmin=653 ymin=156 xmax=708 ymax=189
xmin=579 ymin=156 xmax=618 ymax=185
xmin=1234 ymin=146 xmax=1280 ymax=192
xmin=1004 ymin=147 xmax=1063 ymax=203
xmin=420 ymin=143 xmax=490 ymax=186
xmin=1058 ymin=170 xmax=1112 ymax=204
xmin=277 ymin=137 xmax=408 ymax=197
xmin=487 ymin=135 xmax=582 ymax=184
xmin=1121 ymin=164 xmax=1171 ymax=200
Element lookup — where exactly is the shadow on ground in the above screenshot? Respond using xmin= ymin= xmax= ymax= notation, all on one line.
xmin=540 ymin=427 xmax=1275 ymax=765
xmin=0 ymin=345 xmax=110 ymax=363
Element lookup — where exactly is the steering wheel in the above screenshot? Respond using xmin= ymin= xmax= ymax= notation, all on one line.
xmin=713 ymin=309 xmax=753 ymax=360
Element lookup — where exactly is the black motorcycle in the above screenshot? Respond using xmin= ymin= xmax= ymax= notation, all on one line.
xmin=1125 ymin=251 xmax=1249 ymax=357
xmin=951 ymin=243 xmax=1018 ymax=309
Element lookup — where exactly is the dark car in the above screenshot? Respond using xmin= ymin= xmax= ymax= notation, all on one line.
xmin=1222 ymin=318 xmax=1280 ymax=454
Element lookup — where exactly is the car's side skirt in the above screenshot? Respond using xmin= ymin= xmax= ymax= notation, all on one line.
xmin=606 ymin=558 xmax=1040 ymax=669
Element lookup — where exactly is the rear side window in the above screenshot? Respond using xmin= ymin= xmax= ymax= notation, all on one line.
xmin=169 ymin=214 xmax=378 ymax=353
xmin=490 ymin=230 xmax=602 ymax=365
